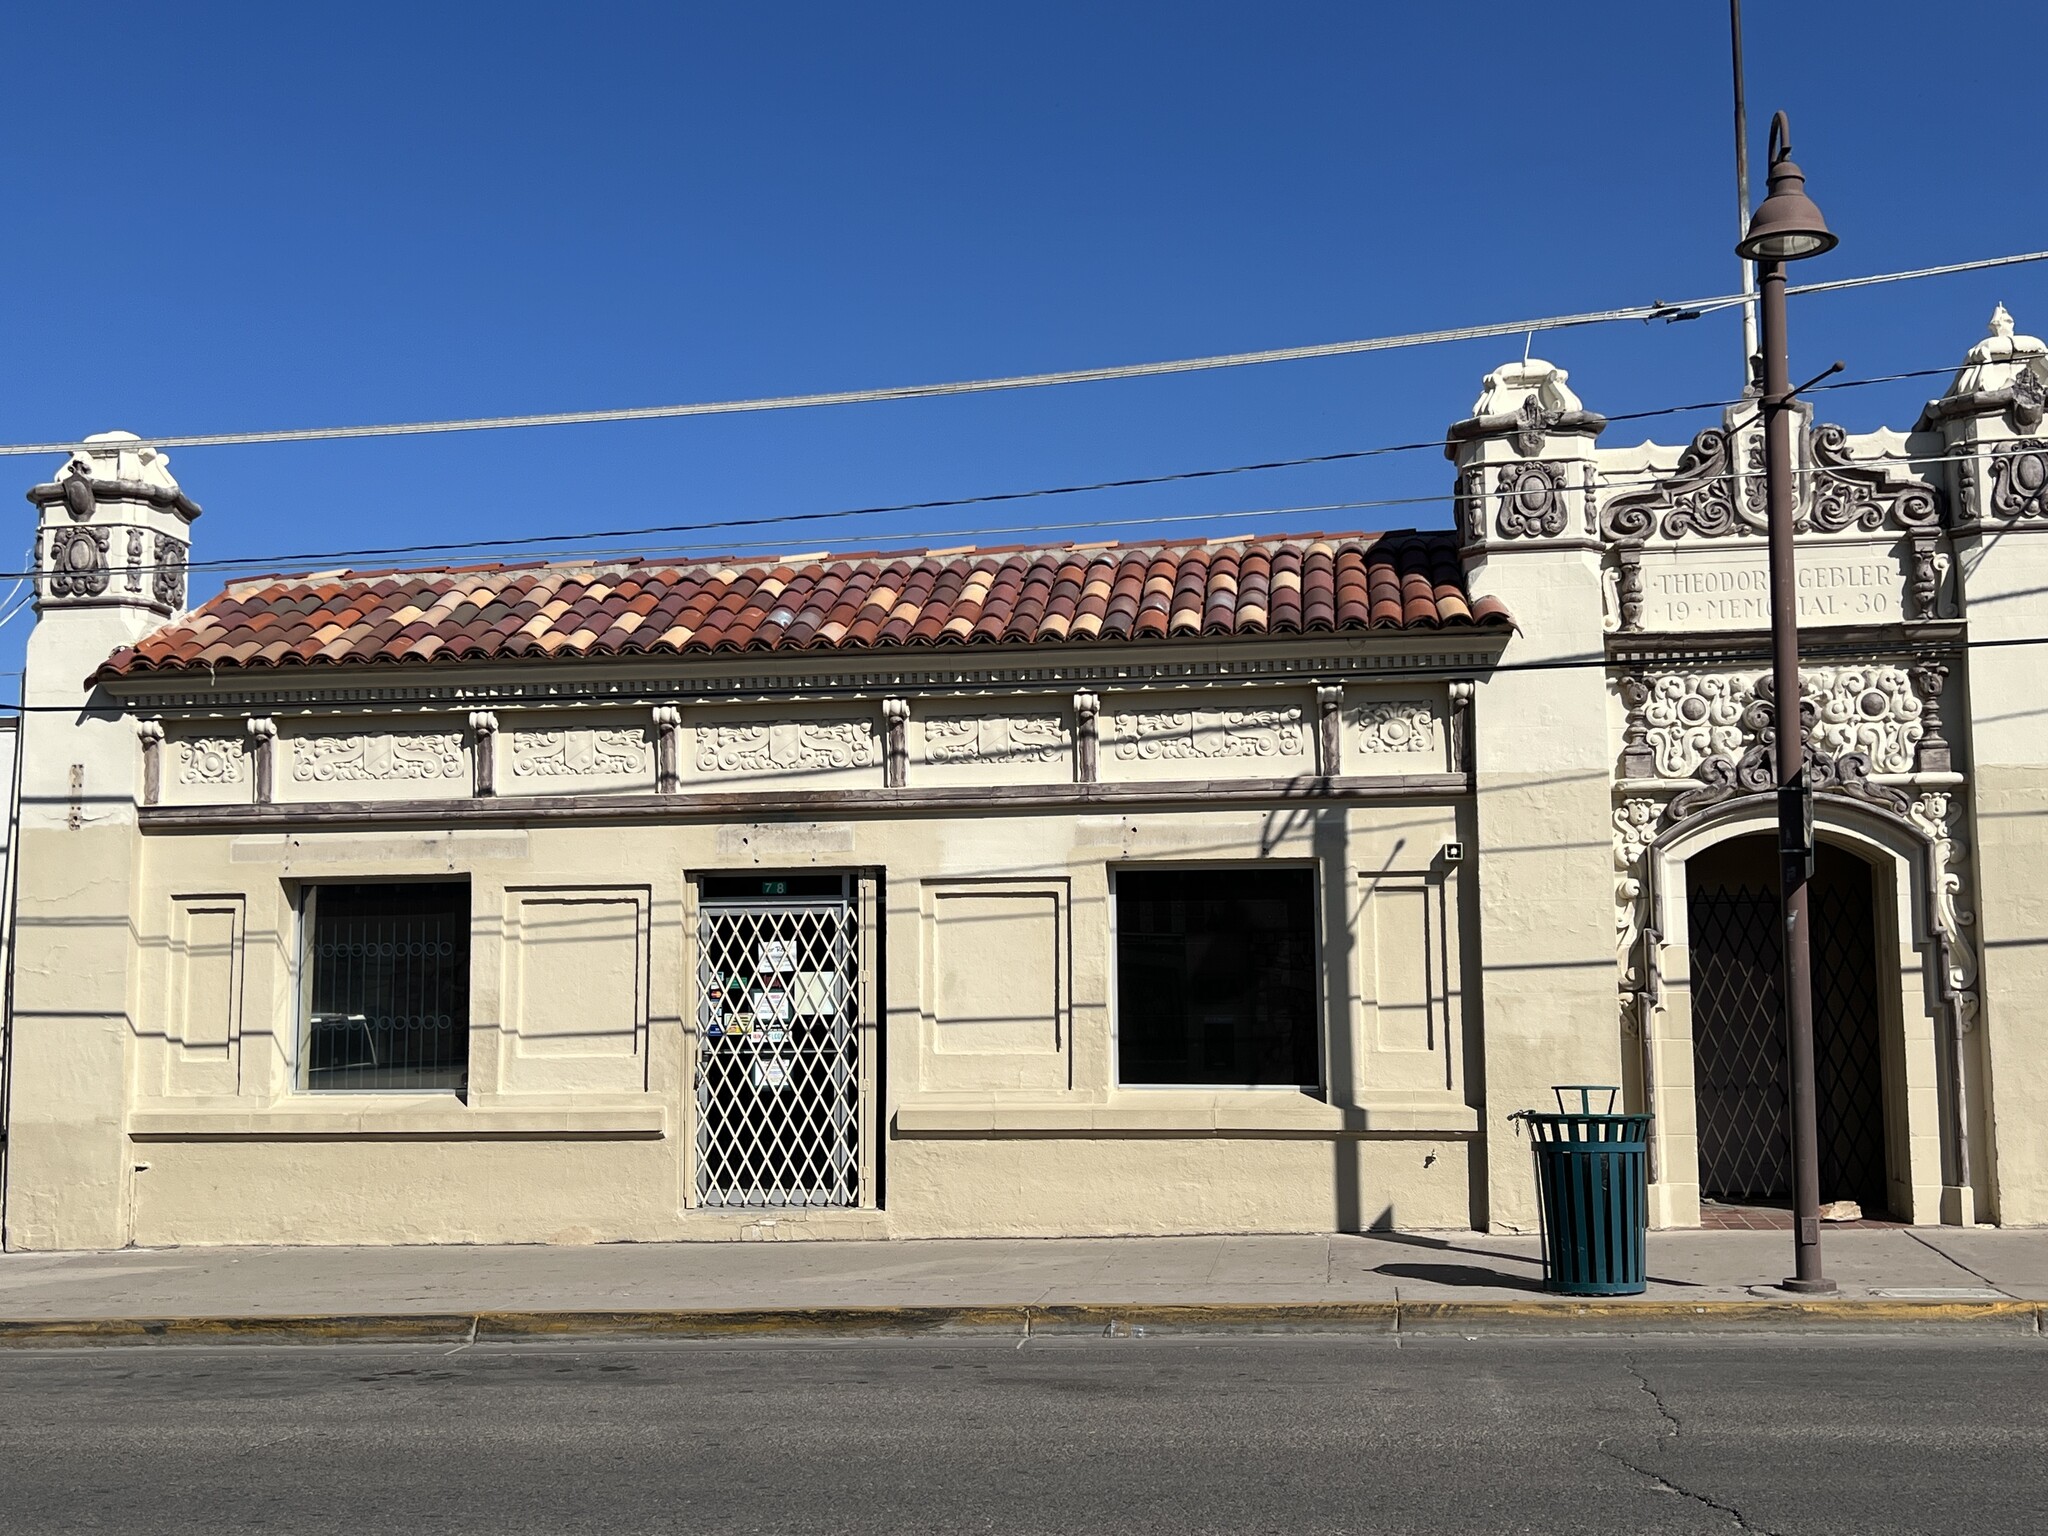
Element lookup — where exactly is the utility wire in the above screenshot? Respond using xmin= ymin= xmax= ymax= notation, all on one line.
xmin=7 ymin=353 xmax=2025 ymax=587
xmin=2 ymin=249 xmax=2041 ymax=459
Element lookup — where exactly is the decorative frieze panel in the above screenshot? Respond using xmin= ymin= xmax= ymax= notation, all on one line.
xmin=511 ymin=728 xmax=650 ymax=779
xmin=693 ymin=720 xmax=880 ymax=776
xmin=290 ymin=732 xmax=466 ymax=784
xmin=922 ymin=713 xmax=1067 ymax=766
xmin=177 ymin=738 xmax=247 ymax=787
xmin=1108 ymin=706 xmax=1305 ymax=762
xmin=1350 ymin=700 xmax=1441 ymax=756
xmin=1636 ymin=666 xmax=1928 ymax=781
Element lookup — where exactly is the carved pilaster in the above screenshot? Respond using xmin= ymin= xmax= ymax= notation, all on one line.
xmin=882 ymin=698 xmax=910 ymax=788
xmin=468 ymin=711 xmax=498 ymax=797
xmin=1912 ymin=662 xmax=1952 ymax=773
xmin=652 ymin=706 xmax=682 ymax=793
xmin=1614 ymin=542 xmax=1644 ymax=633
xmin=245 ymin=717 xmax=277 ymax=805
xmin=1908 ymin=533 xmax=1940 ymax=621
xmin=1446 ymin=681 xmax=1474 ymax=777
xmin=136 ymin=719 xmax=164 ymax=807
xmin=1315 ymin=685 xmax=1343 ymax=777
xmin=1617 ymin=674 xmax=1655 ymax=780
xmin=1073 ymin=692 xmax=1101 ymax=783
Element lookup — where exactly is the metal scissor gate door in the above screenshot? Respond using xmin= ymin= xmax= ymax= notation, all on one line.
xmin=695 ymin=885 xmax=863 ymax=1208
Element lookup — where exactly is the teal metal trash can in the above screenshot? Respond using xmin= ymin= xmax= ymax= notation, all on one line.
xmin=1511 ymin=1086 xmax=1650 ymax=1297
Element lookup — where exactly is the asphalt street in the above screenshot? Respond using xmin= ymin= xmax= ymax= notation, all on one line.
xmin=0 ymin=1335 xmax=2040 ymax=1534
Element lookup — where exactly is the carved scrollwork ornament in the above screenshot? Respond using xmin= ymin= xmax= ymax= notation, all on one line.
xmin=1613 ymin=797 xmax=1659 ymax=989
xmin=1514 ymin=394 xmax=1557 ymax=456
xmin=60 ymin=465 xmax=95 ymax=521
xmin=1456 ymin=465 xmax=1487 ymax=546
xmin=1805 ymin=424 xmax=1940 ymax=533
xmin=47 ymin=526 xmax=111 ymax=598
xmin=1599 ymin=427 xmax=1754 ymax=541
xmin=1989 ymin=440 xmax=2048 ymax=522
xmin=153 ymin=535 xmax=188 ymax=609
xmin=1910 ymin=791 xmax=1982 ymax=1033
xmin=2011 ymin=368 xmax=2046 ymax=433
xmin=1494 ymin=460 xmax=1568 ymax=539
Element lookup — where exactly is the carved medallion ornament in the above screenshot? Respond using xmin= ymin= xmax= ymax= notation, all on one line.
xmin=1493 ymin=460 xmax=1568 ymax=540
xmin=1988 ymin=440 xmax=2048 ymax=522
xmin=695 ymin=721 xmax=879 ymax=774
xmin=177 ymin=738 xmax=246 ymax=786
xmin=1109 ymin=707 xmax=1305 ymax=761
xmin=153 ymin=535 xmax=188 ymax=609
xmin=511 ymin=728 xmax=648 ymax=777
xmin=923 ymin=714 xmax=1066 ymax=766
xmin=291 ymin=733 xmax=466 ymax=783
xmin=47 ymin=526 xmax=111 ymax=598
xmin=1350 ymin=701 xmax=1440 ymax=755
xmin=1599 ymin=423 xmax=1940 ymax=541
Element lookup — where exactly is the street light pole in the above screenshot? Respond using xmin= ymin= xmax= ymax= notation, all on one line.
xmin=1737 ymin=111 xmax=1839 ymax=1295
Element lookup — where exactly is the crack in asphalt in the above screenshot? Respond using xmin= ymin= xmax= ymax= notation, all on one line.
xmin=1625 ymin=1351 xmax=1681 ymax=1438
xmin=1601 ymin=1353 xmax=1787 ymax=1535
xmin=1601 ymin=1447 xmax=1785 ymax=1535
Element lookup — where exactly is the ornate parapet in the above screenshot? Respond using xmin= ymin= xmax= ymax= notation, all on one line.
xmin=25 ymin=432 xmax=200 ymax=618
xmin=1447 ymin=358 xmax=1607 ymax=558
xmin=1591 ymin=404 xmax=1950 ymax=635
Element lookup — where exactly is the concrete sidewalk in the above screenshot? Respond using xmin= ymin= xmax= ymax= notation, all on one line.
xmin=0 ymin=1227 xmax=2044 ymax=1338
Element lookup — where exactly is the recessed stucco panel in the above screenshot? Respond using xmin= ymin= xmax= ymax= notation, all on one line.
xmin=922 ymin=884 xmax=1067 ymax=1091
xmin=164 ymin=897 xmax=244 ymax=1097
xmin=502 ymin=889 xmax=649 ymax=1094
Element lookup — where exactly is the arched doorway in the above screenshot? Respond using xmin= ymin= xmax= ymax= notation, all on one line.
xmin=1686 ymin=834 xmax=1890 ymax=1216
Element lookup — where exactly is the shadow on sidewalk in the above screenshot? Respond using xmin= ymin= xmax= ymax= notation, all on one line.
xmin=1373 ymin=1261 xmax=1545 ymax=1293
xmin=1354 ymin=1230 xmax=1703 ymax=1289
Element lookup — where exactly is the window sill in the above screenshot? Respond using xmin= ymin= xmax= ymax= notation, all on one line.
xmin=893 ymin=1094 xmax=1478 ymax=1138
xmin=127 ymin=1096 xmax=667 ymax=1141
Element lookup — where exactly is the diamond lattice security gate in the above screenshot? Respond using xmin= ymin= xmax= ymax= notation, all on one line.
xmin=695 ymin=892 xmax=864 ymax=1208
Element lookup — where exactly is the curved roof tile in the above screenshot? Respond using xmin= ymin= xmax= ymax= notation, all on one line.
xmin=95 ymin=531 xmax=1510 ymax=680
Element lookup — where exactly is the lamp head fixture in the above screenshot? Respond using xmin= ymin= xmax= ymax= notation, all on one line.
xmin=1737 ymin=111 xmax=1837 ymax=264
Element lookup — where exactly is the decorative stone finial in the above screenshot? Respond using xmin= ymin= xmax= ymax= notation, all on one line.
xmin=1947 ymin=305 xmax=2048 ymax=399
xmin=1470 ymin=358 xmax=1584 ymax=419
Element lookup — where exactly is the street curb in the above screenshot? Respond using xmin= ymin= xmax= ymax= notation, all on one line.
xmin=0 ymin=1298 xmax=2042 ymax=1345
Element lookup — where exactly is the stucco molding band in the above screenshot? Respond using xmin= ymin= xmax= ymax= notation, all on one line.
xmin=97 ymin=641 xmax=1511 ymax=716
xmin=128 ymin=1099 xmax=668 ymax=1141
xmin=135 ymin=772 xmax=1474 ymax=831
xmin=893 ymin=1098 xmax=1480 ymax=1138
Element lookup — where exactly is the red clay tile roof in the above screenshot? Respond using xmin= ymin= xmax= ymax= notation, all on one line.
xmin=96 ymin=531 xmax=1509 ymax=680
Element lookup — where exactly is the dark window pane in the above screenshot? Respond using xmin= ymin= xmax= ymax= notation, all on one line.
xmin=305 ymin=882 xmax=470 ymax=1092
xmin=1116 ymin=868 xmax=1318 ymax=1086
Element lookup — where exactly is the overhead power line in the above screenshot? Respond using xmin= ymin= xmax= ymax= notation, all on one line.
xmin=0 ymin=352 xmax=2017 ymax=587
xmin=1 ymin=249 xmax=2041 ymax=460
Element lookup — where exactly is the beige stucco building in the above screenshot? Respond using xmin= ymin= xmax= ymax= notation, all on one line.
xmin=4 ymin=310 xmax=2046 ymax=1250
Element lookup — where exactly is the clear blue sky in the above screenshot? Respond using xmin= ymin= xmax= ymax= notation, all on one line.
xmin=4 ymin=2 xmax=2044 ymax=680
